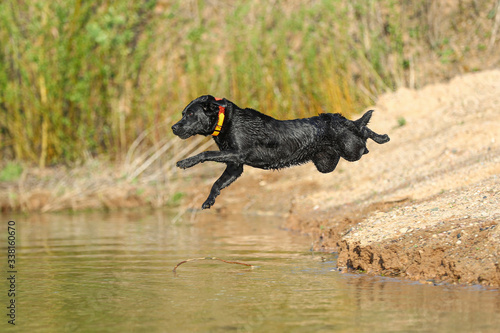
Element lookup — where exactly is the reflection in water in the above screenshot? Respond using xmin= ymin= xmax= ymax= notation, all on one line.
xmin=2 ymin=211 xmax=499 ymax=332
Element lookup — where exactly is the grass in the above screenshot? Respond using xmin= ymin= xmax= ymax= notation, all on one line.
xmin=397 ymin=117 xmax=407 ymax=128
xmin=0 ymin=0 xmax=499 ymax=211
xmin=0 ymin=158 xmax=195 ymax=212
xmin=0 ymin=0 xmax=158 ymax=166
xmin=0 ymin=162 xmax=23 ymax=182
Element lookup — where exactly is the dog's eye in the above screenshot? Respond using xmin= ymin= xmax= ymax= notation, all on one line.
xmin=187 ymin=112 xmax=193 ymax=117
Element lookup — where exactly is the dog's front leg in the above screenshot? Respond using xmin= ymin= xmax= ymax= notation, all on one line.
xmin=177 ymin=150 xmax=244 ymax=169
xmin=202 ymin=163 xmax=243 ymax=209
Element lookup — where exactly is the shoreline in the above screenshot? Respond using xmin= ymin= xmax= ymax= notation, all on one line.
xmin=217 ymin=70 xmax=500 ymax=287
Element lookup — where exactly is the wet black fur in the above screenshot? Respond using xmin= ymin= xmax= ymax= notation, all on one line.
xmin=172 ymin=95 xmax=390 ymax=209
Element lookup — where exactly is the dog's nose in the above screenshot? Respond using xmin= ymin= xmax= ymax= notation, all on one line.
xmin=171 ymin=124 xmax=178 ymax=132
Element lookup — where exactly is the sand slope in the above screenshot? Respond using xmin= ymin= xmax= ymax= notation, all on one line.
xmin=216 ymin=70 xmax=500 ymax=286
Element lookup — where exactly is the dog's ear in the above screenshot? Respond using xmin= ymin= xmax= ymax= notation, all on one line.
xmin=193 ymin=95 xmax=210 ymax=103
xmin=196 ymin=95 xmax=228 ymax=113
xmin=211 ymin=97 xmax=227 ymax=108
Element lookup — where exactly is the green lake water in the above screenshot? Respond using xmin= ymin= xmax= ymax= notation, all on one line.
xmin=1 ymin=211 xmax=499 ymax=332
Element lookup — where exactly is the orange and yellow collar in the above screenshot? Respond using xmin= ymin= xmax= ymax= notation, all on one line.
xmin=212 ymin=97 xmax=225 ymax=136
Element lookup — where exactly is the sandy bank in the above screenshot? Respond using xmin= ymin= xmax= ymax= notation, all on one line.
xmin=218 ymin=70 xmax=500 ymax=286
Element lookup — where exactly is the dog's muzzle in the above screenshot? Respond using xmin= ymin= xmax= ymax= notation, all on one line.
xmin=171 ymin=123 xmax=180 ymax=134
xmin=172 ymin=123 xmax=191 ymax=139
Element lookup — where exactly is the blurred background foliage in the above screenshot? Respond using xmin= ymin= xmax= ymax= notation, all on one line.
xmin=1 ymin=0 xmax=499 ymax=166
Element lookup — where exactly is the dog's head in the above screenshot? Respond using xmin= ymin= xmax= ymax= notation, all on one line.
xmin=172 ymin=95 xmax=227 ymax=139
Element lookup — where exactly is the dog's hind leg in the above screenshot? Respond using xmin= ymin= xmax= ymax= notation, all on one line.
xmin=353 ymin=110 xmax=390 ymax=144
xmin=361 ymin=127 xmax=390 ymax=144
xmin=313 ymin=150 xmax=340 ymax=173
xmin=202 ymin=163 xmax=243 ymax=209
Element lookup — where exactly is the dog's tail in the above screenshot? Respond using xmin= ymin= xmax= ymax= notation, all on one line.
xmin=354 ymin=109 xmax=391 ymax=145
xmin=354 ymin=109 xmax=373 ymax=128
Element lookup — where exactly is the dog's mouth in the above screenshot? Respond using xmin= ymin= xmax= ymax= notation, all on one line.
xmin=178 ymin=133 xmax=192 ymax=139
xmin=173 ymin=130 xmax=193 ymax=140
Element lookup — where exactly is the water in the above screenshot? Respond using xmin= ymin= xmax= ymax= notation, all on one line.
xmin=2 ymin=211 xmax=499 ymax=332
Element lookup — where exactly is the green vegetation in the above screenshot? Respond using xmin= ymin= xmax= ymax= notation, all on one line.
xmin=397 ymin=117 xmax=407 ymax=128
xmin=170 ymin=191 xmax=185 ymax=205
xmin=0 ymin=0 xmax=498 ymax=166
xmin=0 ymin=161 xmax=23 ymax=181
xmin=0 ymin=0 xmax=157 ymax=166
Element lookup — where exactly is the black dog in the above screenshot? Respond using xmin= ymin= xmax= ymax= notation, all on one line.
xmin=172 ymin=95 xmax=390 ymax=209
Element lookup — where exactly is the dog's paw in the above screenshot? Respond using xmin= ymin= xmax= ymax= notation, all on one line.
xmin=380 ymin=134 xmax=390 ymax=143
xmin=202 ymin=197 xmax=215 ymax=209
xmin=176 ymin=158 xmax=197 ymax=169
